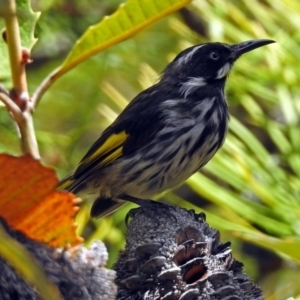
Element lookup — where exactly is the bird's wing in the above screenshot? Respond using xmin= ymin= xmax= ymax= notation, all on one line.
xmin=58 ymin=129 xmax=129 ymax=191
xmin=74 ymin=130 xmax=128 ymax=176
xmin=73 ymin=85 xmax=164 ymax=179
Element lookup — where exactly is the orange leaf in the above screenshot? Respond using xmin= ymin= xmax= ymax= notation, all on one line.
xmin=0 ymin=154 xmax=83 ymax=247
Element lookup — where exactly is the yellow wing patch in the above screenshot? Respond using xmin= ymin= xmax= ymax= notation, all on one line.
xmin=89 ymin=132 xmax=128 ymax=162
xmin=78 ymin=131 xmax=128 ymax=170
xmin=98 ymin=147 xmax=123 ymax=167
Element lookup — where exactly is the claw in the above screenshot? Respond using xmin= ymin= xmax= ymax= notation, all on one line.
xmin=125 ymin=207 xmax=141 ymax=227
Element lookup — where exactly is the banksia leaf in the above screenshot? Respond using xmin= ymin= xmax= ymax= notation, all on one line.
xmin=0 ymin=154 xmax=82 ymax=247
xmin=47 ymin=0 xmax=192 ymax=85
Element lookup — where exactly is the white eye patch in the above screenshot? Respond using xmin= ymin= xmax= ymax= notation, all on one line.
xmin=215 ymin=62 xmax=231 ymax=79
xmin=176 ymin=45 xmax=204 ymax=65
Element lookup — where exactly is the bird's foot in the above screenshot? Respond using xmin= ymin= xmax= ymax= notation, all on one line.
xmin=122 ymin=195 xmax=177 ymax=227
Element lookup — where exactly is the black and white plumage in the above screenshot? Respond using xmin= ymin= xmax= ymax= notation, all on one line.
xmin=58 ymin=39 xmax=274 ymax=217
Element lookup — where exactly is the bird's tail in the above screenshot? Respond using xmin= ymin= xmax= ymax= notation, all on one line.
xmin=91 ymin=197 xmax=125 ymax=218
xmin=57 ymin=174 xmax=76 ymax=191
xmin=58 ymin=175 xmax=125 ymax=218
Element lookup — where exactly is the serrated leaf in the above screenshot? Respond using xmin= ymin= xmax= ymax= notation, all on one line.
xmin=54 ymin=0 xmax=191 ymax=78
xmin=0 ymin=18 xmax=10 ymax=83
xmin=16 ymin=0 xmax=40 ymax=50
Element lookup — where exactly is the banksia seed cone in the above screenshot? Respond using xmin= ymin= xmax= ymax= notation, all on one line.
xmin=114 ymin=203 xmax=263 ymax=300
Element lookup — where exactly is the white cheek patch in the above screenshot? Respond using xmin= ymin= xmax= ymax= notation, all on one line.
xmin=179 ymin=77 xmax=207 ymax=98
xmin=215 ymin=62 xmax=231 ymax=79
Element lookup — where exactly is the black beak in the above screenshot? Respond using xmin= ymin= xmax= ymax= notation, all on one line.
xmin=232 ymin=39 xmax=275 ymax=59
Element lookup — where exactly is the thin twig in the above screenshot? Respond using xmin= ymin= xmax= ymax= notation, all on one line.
xmin=0 ymin=83 xmax=9 ymax=96
xmin=31 ymin=67 xmax=60 ymax=108
xmin=0 ymin=92 xmax=22 ymax=123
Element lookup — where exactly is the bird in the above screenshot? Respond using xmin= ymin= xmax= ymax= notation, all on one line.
xmin=58 ymin=39 xmax=275 ymax=218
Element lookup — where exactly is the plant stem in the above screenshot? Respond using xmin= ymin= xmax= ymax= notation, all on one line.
xmin=3 ymin=0 xmax=27 ymax=96
xmin=2 ymin=0 xmax=40 ymax=159
xmin=17 ymin=112 xmax=40 ymax=159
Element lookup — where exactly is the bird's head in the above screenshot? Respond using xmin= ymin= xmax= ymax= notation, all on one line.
xmin=162 ymin=39 xmax=275 ymax=97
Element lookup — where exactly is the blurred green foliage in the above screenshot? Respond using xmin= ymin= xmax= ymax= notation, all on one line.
xmin=1 ymin=0 xmax=300 ymax=299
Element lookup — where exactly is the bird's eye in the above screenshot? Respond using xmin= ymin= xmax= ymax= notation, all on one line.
xmin=209 ymin=51 xmax=220 ymax=61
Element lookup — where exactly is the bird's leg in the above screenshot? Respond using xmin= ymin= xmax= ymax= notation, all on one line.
xmin=120 ymin=194 xmax=156 ymax=207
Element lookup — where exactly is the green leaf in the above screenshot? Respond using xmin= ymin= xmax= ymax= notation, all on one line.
xmin=0 ymin=223 xmax=62 ymax=300
xmin=187 ymin=173 xmax=294 ymax=236
xmin=16 ymin=0 xmax=40 ymax=50
xmin=55 ymin=0 xmax=192 ymax=79
xmin=234 ymin=230 xmax=300 ymax=264
xmin=0 ymin=19 xmax=10 ymax=83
